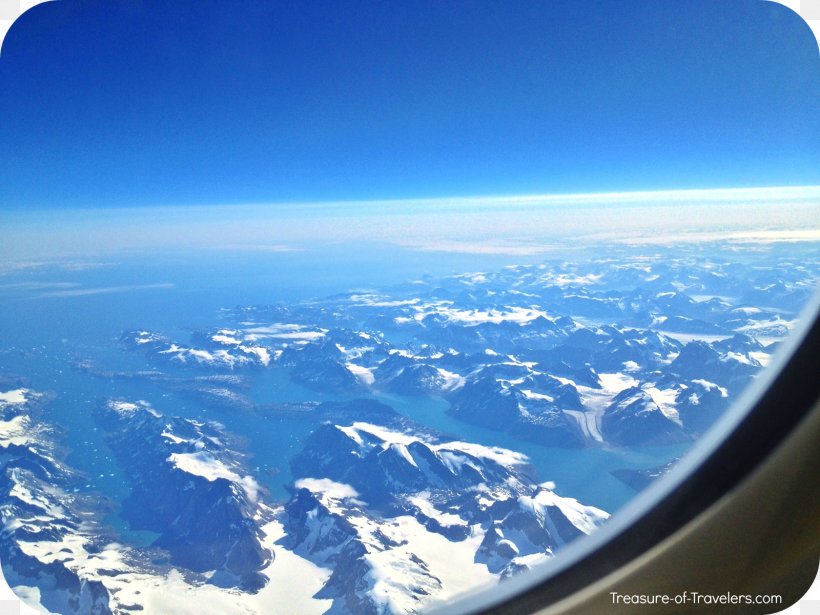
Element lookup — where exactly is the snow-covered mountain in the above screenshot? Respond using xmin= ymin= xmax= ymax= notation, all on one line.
xmin=2 ymin=246 xmax=815 ymax=613
xmin=94 ymin=399 xmax=271 ymax=590
xmin=283 ymin=421 xmax=608 ymax=613
xmin=1 ymin=389 xmax=607 ymax=614
xmin=119 ymin=252 xmax=795 ymax=449
xmin=0 ymin=388 xmax=115 ymax=614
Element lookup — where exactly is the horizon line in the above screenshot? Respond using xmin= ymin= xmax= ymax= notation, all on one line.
xmin=3 ymin=184 xmax=820 ymax=217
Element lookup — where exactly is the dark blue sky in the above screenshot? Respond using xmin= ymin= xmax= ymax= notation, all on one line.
xmin=1 ymin=0 xmax=818 ymax=210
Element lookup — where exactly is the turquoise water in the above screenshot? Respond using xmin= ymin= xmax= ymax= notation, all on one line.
xmin=375 ymin=392 xmax=685 ymax=512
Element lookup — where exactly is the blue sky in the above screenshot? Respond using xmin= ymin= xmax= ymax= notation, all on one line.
xmin=0 ymin=0 xmax=818 ymax=210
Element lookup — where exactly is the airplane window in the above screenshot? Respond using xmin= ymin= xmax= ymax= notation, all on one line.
xmin=0 ymin=2 xmax=817 ymax=615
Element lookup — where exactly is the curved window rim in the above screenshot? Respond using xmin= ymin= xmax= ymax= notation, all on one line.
xmin=435 ymin=288 xmax=820 ymax=615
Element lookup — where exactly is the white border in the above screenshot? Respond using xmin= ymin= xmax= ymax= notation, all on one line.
xmin=0 ymin=1 xmax=817 ymax=613
xmin=0 ymin=0 xmax=50 ymax=57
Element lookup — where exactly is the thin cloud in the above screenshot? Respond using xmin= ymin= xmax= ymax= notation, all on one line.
xmin=0 ymin=259 xmax=113 ymax=275
xmin=215 ymin=243 xmax=303 ymax=252
xmin=399 ymin=240 xmax=562 ymax=256
xmin=591 ymin=229 xmax=820 ymax=246
xmin=36 ymin=283 xmax=174 ymax=298
xmin=0 ymin=281 xmax=81 ymax=291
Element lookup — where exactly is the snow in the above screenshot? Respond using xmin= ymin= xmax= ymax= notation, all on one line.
xmin=346 ymin=513 xmax=494 ymax=613
xmin=157 ymin=341 xmax=273 ymax=368
xmin=510 ymin=552 xmax=550 ymax=569
xmin=347 ymin=422 xmax=422 ymax=447
xmin=262 ymin=331 xmax=325 ymax=340
xmin=691 ymin=379 xmax=729 ymax=397
xmin=454 ymin=272 xmax=489 ymax=284
xmin=437 ymin=441 xmax=528 ymax=468
xmin=520 ymin=485 xmax=609 ymax=538
xmin=345 ymin=363 xmax=375 ymax=386
xmin=0 ymin=389 xmax=29 ymax=405
xmin=436 ymin=451 xmax=478 ymax=475
xmin=335 ymin=423 xmax=530 ymax=470
xmin=551 ymin=375 xmax=577 ymax=387
xmin=107 ymin=400 xmax=144 ymax=416
xmin=169 ymin=451 xmax=237 ymax=482
xmin=565 ymin=372 xmax=639 ymax=443
xmin=0 ymin=415 xmax=37 ymax=448
xmin=735 ymin=315 xmax=796 ymax=336
xmin=107 ymin=399 xmax=161 ymax=419
xmin=253 ymin=517 xmax=333 ymax=614
xmin=562 ymin=410 xmax=594 ymax=440
xmin=294 ymin=478 xmax=361 ymax=501
xmin=110 ymin=400 xmax=139 ymax=413
xmin=391 ymin=443 xmax=418 ymax=468
xmin=642 ymin=385 xmax=681 ymax=424
xmin=536 ymin=272 xmax=603 ymax=287
xmin=8 ymin=474 xmax=66 ymax=519
xmin=521 ymin=389 xmax=554 ymax=402
xmin=350 ymin=294 xmax=420 ymax=307
xmin=211 ymin=331 xmax=241 ymax=345
xmin=336 ymin=424 xmax=366 ymax=447
xmin=732 ymin=306 xmax=762 ymax=315
xmin=622 ymin=360 xmax=640 ymax=372
xmin=388 ymin=348 xmax=445 ymax=359
xmin=168 ymin=451 xmax=259 ymax=502
xmin=414 ymin=303 xmax=552 ymax=326
xmin=655 ymin=331 xmax=731 ymax=343
xmin=284 ymin=477 xmax=497 ymax=614
xmin=134 ymin=330 xmax=162 ymax=345
xmin=16 ymin=514 xmax=332 ymax=615
xmin=436 ymin=368 xmax=465 ymax=391
xmin=242 ymin=324 xmax=327 ymax=342
xmin=10 ymin=250 xmax=803 ymax=612
xmin=409 ymin=493 xmax=466 ymax=528
xmin=240 ymin=345 xmax=271 ymax=366
xmin=724 ymin=351 xmax=758 ymax=366
xmin=188 ymin=348 xmax=217 ymax=362
xmin=160 ymin=429 xmax=187 ymax=444
xmin=749 ymin=351 xmax=771 ymax=366
xmin=598 ymin=372 xmax=639 ymax=393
